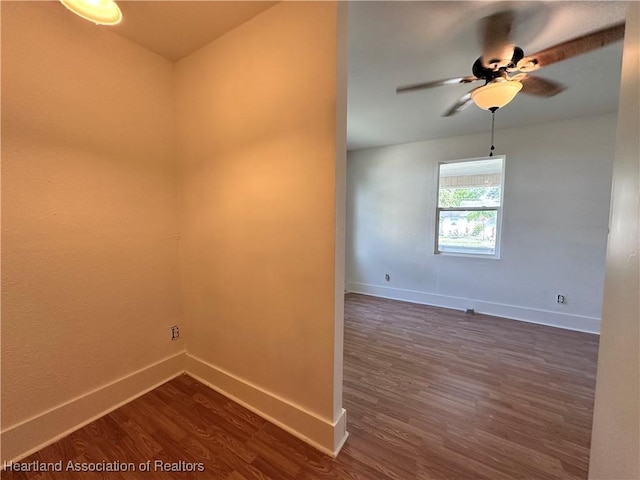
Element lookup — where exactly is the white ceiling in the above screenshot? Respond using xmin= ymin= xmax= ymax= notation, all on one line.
xmin=106 ymin=1 xmax=626 ymax=151
xmin=347 ymin=1 xmax=627 ymax=150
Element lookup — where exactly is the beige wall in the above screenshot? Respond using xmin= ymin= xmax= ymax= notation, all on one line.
xmin=1 ymin=0 xmax=346 ymax=461
xmin=589 ymin=3 xmax=640 ymax=478
xmin=1 ymin=1 xmax=183 ymax=461
xmin=175 ymin=1 xmax=346 ymax=452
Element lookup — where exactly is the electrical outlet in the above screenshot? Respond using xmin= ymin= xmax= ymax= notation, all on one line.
xmin=170 ymin=325 xmax=180 ymax=340
xmin=385 ymin=273 xmax=390 ymax=281
xmin=557 ymin=295 xmax=566 ymax=304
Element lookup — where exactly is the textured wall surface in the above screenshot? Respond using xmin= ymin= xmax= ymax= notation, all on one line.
xmin=347 ymin=114 xmax=616 ymax=333
xmin=1 ymin=1 xmax=182 ymax=435
xmin=174 ymin=1 xmax=345 ymax=448
xmin=589 ymin=3 xmax=640 ymax=478
xmin=1 ymin=0 xmax=347 ymax=461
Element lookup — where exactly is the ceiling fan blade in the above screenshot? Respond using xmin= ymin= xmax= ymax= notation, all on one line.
xmin=481 ymin=10 xmax=515 ymax=68
xmin=396 ymin=76 xmax=479 ymax=94
xmin=516 ymin=74 xmax=566 ymax=97
xmin=442 ymin=91 xmax=475 ymax=117
xmin=517 ymin=22 xmax=625 ymax=71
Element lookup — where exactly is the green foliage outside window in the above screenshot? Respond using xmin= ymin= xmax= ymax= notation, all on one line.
xmin=438 ymin=186 xmax=500 ymax=208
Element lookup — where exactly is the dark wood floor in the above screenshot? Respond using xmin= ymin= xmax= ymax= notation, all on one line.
xmin=4 ymin=293 xmax=599 ymax=479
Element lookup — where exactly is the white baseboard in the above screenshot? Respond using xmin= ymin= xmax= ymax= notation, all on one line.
xmin=1 ymin=351 xmax=349 ymax=465
xmin=1 ymin=352 xmax=186 ymax=464
xmin=1 ymin=280 xmax=595 ymax=466
xmin=186 ymin=353 xmax=348 ymax=457
xmin=346 ymin=282 xmax=601 ymax=334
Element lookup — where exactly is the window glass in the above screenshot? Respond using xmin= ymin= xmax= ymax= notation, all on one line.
xmin=436 ymin=157 xmax=504 ymax=257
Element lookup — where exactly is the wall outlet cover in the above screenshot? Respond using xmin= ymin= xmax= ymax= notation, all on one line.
xmin=170 ymin=325 xmax=180 ymax=340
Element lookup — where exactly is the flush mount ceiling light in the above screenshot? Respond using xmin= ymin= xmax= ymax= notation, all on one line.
xmin=470 ymin=80 xmax=523 ymax=111
xmin=59 ymin=0 xmax=122 ymax=25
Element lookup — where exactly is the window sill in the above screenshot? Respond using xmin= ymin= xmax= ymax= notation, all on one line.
xmin=435 ymin=251 xmax=501 ymax=260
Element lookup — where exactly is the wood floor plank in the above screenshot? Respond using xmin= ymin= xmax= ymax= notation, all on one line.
xmin=4 ymin=294 xmax=598 ymax=479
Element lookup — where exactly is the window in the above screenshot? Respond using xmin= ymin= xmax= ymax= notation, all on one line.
xmin=435 ymin=156 xmax=504 ymax=257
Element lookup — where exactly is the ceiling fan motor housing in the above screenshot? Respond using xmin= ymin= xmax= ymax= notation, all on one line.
xmin=473 ymin=46 xmax=525 ymax=81
xmin=508 ymin=47 xmax=525 ymax=69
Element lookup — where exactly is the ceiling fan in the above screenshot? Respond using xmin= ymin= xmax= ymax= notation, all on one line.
xmin=396 ymin=11 xmax=625 ymax=116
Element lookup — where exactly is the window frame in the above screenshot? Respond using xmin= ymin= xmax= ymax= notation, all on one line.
xmin=434 ymin=155 xmax=505 ymax=259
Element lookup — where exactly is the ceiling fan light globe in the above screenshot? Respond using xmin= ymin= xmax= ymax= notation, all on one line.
xmin=59 ymin=0 xmax=122 ymax=25
xmin=471 ymin=80 xmax=523 ymax=111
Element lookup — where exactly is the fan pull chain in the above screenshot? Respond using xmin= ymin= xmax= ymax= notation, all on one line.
xmin=489 ymin=107 xmax=497 ymax=157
